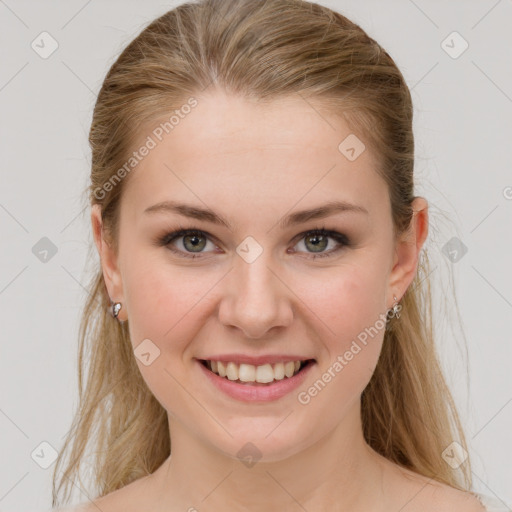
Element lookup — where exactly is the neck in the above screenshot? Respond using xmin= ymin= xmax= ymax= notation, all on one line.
xmin=148 ymin=400 xmax=388 ymax=511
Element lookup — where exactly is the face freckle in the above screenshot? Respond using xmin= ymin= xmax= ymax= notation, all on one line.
xmin=114 ymin=88 xmax=396 ymax=462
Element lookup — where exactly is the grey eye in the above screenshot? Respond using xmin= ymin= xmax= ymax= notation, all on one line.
xmin=303 ymin=233 xmax=329 ymax=253
xmin=181 ymin=232 xmax=207 ymax=252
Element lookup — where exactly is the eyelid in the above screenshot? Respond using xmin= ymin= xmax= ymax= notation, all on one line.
xmin=158 ymin=225 xmax=350 ymax=259
xmin=289 ymin=228 xmax=350 ymax=258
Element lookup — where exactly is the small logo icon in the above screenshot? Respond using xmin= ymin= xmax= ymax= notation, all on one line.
xmin=134 ymin=338 xmax=161 ymax=366
xmin=338 ymin=134 xmax=366 ymax=161
xmin=31 ymin=31 xmax=59 ymax=59
xmin=442 ymin=237 xmax=468 ymax=263
xmin=31 ymin=441 xmax=58 ymax=469
xmin=236 ymin=442 xmax=262 ymax=468
xmin=236 ymin=236 xmax=263 ymax=264
xmin=441 ymin=441 xmax=468 ymax=469
xmin=441 ymin=31 xmax=469 ymax=59
xmin=32 ymin=237 xmax=58 ymax=263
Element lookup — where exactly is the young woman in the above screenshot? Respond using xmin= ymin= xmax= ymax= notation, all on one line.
xmin=51 ymin=0 xmax=510 ymax=510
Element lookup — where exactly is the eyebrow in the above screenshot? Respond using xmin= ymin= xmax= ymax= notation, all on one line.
xmin=143 ymin=200 xmax=369 ymax=230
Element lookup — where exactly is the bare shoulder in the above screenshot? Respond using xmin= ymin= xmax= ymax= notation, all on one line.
xmin=423 ymin=483 xmax=486 ymax=512
xmin=60 ymin=493 xmax=131 ymax=512
xmin=388 ymin=464 xmax=485 ymax=511
xmin=51 ymin=495 xmax=117 ymax=512
xmin=70 ymin=476 xmax=151 ymax=512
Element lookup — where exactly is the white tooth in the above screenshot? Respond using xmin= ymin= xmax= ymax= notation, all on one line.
xmin=256 ymin=363 xmax=275 ymax=383
xmin=226 ymin=362 xmax=239 ymax=381
xmin=284 ymin=361 xmax=295 ymax=378
xmin=217 ymin=361 xmax=227 ymax=377
xmin=273 ymin=362 xmax=285 ymax=380
xmin=239 ymin=364 xmax=256 ymax=382
xmin=213 ymin=360 xmax=302 ymax=382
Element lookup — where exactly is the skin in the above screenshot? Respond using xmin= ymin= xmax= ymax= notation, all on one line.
xmin=90 ymin=89 xmax=484 ymax=512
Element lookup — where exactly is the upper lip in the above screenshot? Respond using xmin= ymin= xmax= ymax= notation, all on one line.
xmin=196 ymin=354 xmax=315 ymax=366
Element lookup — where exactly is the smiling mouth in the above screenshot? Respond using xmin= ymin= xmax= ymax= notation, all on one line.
xmin=199 ymin=359 xmax=316 ymax=385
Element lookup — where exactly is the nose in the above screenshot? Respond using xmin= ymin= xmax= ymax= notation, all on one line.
xmin=218 ymin=253 xmax=294 ymax=339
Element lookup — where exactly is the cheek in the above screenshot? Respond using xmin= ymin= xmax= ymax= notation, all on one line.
xmin=122 ymin=251 xmax=225 ymax=364
xmin=120 ymin=255 xmax=213 ymax=411
xmin=334 ymin=274 xmax=387 ymax=386
xmin=295 ymin=263 xmax=386 ymax=340
xmin=288 ymin=270 xmax=387 ymax=449
xmin=297 ymin=266 xmax=387 ymax=388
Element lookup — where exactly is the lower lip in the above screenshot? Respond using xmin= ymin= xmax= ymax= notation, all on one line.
xmin=196 ymin=359 xmax=316 ymax=402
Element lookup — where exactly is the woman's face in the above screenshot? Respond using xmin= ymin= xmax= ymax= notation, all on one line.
xmin=93 ymin=89 xmax=424 ymax=462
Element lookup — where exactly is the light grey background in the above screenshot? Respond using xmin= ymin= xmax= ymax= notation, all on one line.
xmin=0 ymin=1 xmax=511 ymax=511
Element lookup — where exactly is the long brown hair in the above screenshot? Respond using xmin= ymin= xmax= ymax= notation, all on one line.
xmin=52 ymin=0 xmax=472 ymax=506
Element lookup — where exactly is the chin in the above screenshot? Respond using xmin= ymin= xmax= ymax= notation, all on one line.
xmin=206 ymin=422 xmax=317 ymax=465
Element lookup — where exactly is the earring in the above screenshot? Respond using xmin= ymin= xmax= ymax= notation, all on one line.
xmin=110 ymin=301 xmax=122 ymax=320
xmin=391 ymin=295 xmax=401 ymax=319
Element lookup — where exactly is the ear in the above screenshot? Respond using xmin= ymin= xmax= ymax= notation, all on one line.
xmin=91 ymin=204 xmax=126 ymax=320
xmin=388 ymin=197 xmax=429 ymax=303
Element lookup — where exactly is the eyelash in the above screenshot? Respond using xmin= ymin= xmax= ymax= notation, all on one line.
xmin=156 ymin=225 xmax=351 ymax=260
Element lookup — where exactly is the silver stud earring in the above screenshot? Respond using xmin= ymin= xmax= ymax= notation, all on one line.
xmin=386 ymin=295 xmax=402 ymax=324
xmin=110 ymin=301 xmax=122 ymax=320
xmin=391 ymin=295 xmax=401 ymax=319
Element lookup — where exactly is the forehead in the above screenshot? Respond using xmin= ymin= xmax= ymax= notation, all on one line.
xmin=120 ymin=90 xmax=388 ymax=227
